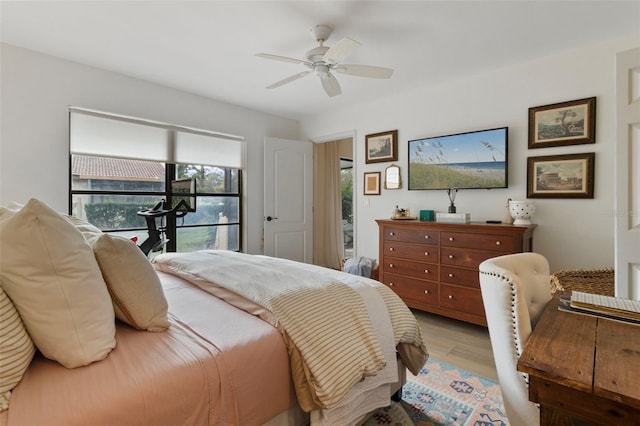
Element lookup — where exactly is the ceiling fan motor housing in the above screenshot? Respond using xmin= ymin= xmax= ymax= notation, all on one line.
xmin=305 ymin=46 xmax=330 ymax=64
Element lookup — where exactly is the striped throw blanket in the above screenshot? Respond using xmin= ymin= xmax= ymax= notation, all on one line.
xmin=153 ymin=250 xmax=427 ymax=412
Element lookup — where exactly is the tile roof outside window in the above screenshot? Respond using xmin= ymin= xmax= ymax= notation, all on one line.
xmin=72 ymin=155 xmax=164 ymax=181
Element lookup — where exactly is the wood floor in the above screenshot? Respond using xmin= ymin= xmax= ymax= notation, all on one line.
xmin=411 ymin=309 xmax=498 ymax=382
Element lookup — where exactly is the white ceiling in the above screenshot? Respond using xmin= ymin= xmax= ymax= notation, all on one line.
xmin=2 ymin=1 xmax=639 ymax=121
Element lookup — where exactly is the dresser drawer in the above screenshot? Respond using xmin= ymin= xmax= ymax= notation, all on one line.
xmin=383 ymin=241 xmax=438 ymax=262
xmin=440 ymin=266 xmax=480 ymax=288
xmin=383 ymin=227 xmax=439 ymax=245
xmin=382 ymin=258 xmax=439 ymax=280
xmin=439 ymin=284 xmax=485 ymax=316
xmin=441 ymin=231 xmax=515 ymax=252
xmin=383 ymin=273 xmax=438 ymax=306
xmin=440 ymin=247 xmax=499 ymax=269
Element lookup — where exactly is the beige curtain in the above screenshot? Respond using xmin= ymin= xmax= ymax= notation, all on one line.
xmin=313 ymin=141 xmax=344 ymax=269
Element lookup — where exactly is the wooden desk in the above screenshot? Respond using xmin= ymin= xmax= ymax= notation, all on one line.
xmin=517 ymin=295 xmax=640 ymax=425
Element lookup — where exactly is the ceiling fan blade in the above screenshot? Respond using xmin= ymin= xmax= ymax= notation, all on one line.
xmin=323 ymin=37 xmax=360 ymax=64
xmin=266 ymin=71 xmax=312 ymax=89
xmin=256 ymin=53 xmax=311 ymax=66
xmin=333 ymin=64 xmax=394 ymax=79
xmin=321 ymin=73 xmax=341 ymax=97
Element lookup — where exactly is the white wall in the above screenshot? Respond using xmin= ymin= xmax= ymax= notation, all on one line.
xmin=3 ymin=34 xmax=638 ymax=271
xmin=300 ymin=33 xmax=640 ymax=273
xmin=0 ymin=43 xmax=299 ymax=255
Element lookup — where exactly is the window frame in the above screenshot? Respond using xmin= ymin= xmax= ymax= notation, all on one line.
xmin=68 ymin=108 xmax=244 ymax=253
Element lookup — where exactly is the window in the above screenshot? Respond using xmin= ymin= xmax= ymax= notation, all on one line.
xmin=341 ymin=158 xmax=353 ymax=258
xmin=69 ymin=108 xmax=245 ymax=254
xmin=172 ymin=164 xmax=241 ymax=252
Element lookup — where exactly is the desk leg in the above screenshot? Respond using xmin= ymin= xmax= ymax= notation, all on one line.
xmin=530 ymin=377 xmax=640 ymax=426
xmin=540 ymin=406 xmax=594 ymax=426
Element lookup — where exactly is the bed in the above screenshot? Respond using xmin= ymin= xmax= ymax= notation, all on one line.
xmin=0 ymin=199 xmax=428 ymax=426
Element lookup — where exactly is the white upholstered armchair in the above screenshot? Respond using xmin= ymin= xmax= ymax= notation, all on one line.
xmin=479 ymin=253 xmax=552 ymax=426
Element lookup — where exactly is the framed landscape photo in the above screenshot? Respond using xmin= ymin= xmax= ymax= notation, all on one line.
xmin=528 ymin=97 xmax=596 ymax=149
xmin=363 ymin=171 xmax=381 ymax=195
xmin=366 ymin=130 xmax=398 ymax=163
xmin=527 ymin=152 xmax=595 ymax=198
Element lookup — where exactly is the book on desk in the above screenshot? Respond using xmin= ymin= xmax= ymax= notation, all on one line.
xmin=558 ymin=291 xmax=640 ymax=325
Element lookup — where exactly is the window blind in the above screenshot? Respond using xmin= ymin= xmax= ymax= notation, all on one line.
xmin=69 ymin=108 xmax=245 ymax=168
xmin=174 ymin=131 xmax=243 ymax=169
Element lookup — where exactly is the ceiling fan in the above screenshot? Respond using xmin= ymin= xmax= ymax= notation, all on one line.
xmin=256 ymin=25 xmax=394 ymax=97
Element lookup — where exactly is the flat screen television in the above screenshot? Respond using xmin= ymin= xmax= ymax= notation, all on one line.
xmin=408 ymin=127 xmax=508 ymax=190
xmin=170 ymin=178 xmax=196 ymax=212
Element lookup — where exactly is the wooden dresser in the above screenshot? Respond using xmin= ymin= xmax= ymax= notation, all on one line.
xmin=376 ymin=219 xmax=536 ymax=326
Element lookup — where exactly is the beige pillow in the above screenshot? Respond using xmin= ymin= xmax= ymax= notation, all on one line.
xmin=0 ymin=204 xmax=20 ymax=226
xmin=0 ymin=286 xmax=36 ymax=412
xmin=3 ymin=203 xmax=103 ymax=244
xmin=64 ymin=215 xmax=103 ymax=244
xmin=0 ymin=199 xmax=116 ymax=368
xmin=93 ymin=234 xmax=170 ymax=332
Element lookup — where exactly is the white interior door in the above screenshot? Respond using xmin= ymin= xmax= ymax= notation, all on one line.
xmin=615 ymin=47 xmax=640 ymax=299
xmin=264 ymin=137 xmax=313 ymax=263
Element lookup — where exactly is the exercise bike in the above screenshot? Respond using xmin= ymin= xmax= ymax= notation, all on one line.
xmin=136 ymin=199 xmax=190 ymax=256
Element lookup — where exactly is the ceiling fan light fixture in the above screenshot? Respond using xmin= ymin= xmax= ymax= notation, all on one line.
xmin=315 ymin=64 xmax=329 ymax=78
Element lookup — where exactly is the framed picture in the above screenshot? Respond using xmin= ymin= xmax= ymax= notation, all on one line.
xmin=363 ymin=171 xmax=381 ymax=195
xmin=365 ymin=130 xmax=398 ymax=163
xmin=528 ymin=97 xmax=596 ymax=149
xmin=527 ymin=152 xmax=595 ymax=198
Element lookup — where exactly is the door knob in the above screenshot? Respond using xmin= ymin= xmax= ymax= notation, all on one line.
xmin=266 ymin=216 xmax=278 ymax=221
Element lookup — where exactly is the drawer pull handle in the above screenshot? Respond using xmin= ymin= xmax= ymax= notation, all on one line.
xmin=424 ymin=235 xmax=430 ymax=239
xmin=424 ymin=269 xmax=430 ymax=274
xmin=496 ymin=241 xmax=501 ymax=246
xmin=389 ymin=247 xmax=394 ymax=251
xmin=389 ymin=232 xmax=395 ymax=236
xmin=448 ymin=273 xmax=454 ymax=278
xmin=389 ymin=282 xmax=394 ymax=286
xmin=424 ymin=290 xmax=429 ymax=295
xmin=424 ymin=252 xmax=429 ymax=256
xmin=448 ymin=254 xmax=454 ymax=259
xmin=449 ymin=237 xmax=454 ymax=241
xmin=389 ymin=264 xmax=395 ymax=268
xmin=448 ymin=295 xmax=454 ymax=300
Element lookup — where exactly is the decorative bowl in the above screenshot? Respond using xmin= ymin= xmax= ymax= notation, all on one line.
xmin=509 ymin=200 xmax=536 ymax=225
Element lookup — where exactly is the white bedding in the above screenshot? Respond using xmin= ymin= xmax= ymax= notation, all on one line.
xmin=309 ymin=278 xmax=397 ymax=426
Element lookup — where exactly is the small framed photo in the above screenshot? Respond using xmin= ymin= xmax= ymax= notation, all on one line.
xmin=363 ymin=171 xmax=381 ymax=195
xmin=527 ymin=152 xmax=595 ymax=198
xmin=365 ymin=130 xmax=398 ymax=164
xmin=528 ymin=97 xmax=596 ymax=149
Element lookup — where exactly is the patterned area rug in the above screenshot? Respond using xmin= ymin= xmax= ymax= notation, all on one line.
xmin=364 ymin=358 xmax=510 ymax=426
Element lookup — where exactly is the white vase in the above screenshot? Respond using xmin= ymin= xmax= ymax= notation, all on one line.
xmin=509 ymin=200 xmax=536 ymax=225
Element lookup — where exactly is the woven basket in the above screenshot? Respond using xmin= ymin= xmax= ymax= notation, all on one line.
xmin=550 ymin=268 xmax=615 ymax=296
